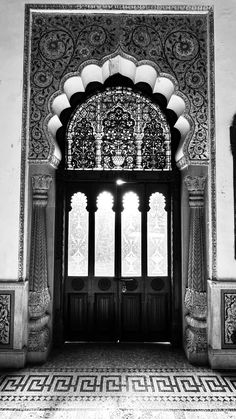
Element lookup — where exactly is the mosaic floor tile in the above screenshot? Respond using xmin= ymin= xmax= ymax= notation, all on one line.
xmin=1 ymin=344 xmax=236 ymax=418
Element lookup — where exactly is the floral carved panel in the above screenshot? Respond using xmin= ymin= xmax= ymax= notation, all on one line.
xmin=28 ymin=7 xmax=210 ymax=162
xmin=0 ymin=292 xmax=14 ymax=348
xmin=222 ymin=291 xmax=236 ymax=348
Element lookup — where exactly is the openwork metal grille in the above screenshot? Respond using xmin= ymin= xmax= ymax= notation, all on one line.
xmin=102 ymin=106 xmax=136 ymax=169
xmin=66 ymin=87 xmax=171 ymax=171
xmin=69 ymin=118 xmax=96 ymax=169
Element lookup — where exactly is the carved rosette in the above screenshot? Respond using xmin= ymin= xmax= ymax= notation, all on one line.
xmin=184 ymin=175 xmax=208 ymax=364
xmin=28 ymin=175 xmax=52 ymax=354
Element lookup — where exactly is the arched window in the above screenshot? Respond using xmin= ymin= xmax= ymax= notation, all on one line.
xmin=66 ymin=87 xmax=171 ymax=171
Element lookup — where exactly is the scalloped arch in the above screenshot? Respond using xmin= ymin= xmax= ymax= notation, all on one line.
xmin=47 ymin=54 xmax=192 ymax=167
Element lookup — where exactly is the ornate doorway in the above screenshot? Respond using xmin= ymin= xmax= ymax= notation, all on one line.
xmin=19 ymin=6 xmax=213 ymax=367
xmin=55 ymin=84 xmax=181 ymax=344
xmin=63 ymin=175 xmax=180 ymax=342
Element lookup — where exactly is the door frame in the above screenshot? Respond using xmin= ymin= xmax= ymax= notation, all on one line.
xmin=54 ymin=168 xmax=182 ymax=345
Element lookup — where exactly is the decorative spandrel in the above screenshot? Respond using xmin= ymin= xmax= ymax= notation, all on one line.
xmin=29 ymin=12 xmax=209 ymax=163
xmin=68 ymin=192 xmax=88 ymax=276
xmin=66 ymin=87 xmax=171 ymax=171
xmin=147 ymin=192 xmax=168 ymax=276
xmin=95 ymin=191 xmax=115 ymax=276
xmin=122 ymin=192 xmax=141 ymax=276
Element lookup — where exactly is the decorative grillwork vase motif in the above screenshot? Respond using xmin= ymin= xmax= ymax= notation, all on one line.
xmin=112 ymin=150 xmax=125 ymax=169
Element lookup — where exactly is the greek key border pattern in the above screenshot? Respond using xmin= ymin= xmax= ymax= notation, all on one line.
xmin=0 ymin=370 xmax=236 ymax=395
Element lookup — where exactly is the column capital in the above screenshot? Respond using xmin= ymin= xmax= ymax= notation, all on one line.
xmin=134 ymin=133 xmax=144 ymax=142
xmin=94 ymin=132 xmax=103 ymax=141
xmin=32 ymin=175 xmax=52 ymax=192
xmin=184 ymin=175 xmax=206 ymax=193
xmin=184 ymin=175 xmax=207 ymax=208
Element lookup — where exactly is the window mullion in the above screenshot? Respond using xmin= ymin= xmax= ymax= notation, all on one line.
xmin=88 ymin=198 xmax=95 ymax=278
xmin=115 ymin=188 xmax=122 ymax=279
xmin=142 ymin=209 xmax=148 ymax=278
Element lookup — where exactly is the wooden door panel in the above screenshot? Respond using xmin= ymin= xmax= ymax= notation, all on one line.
xmin=121 ymin=294 xmax=142 ymax=335
xmin=147 ymin=294 xmax=168 ymax=333
xmin=94 ymin=293 xmax=116 ymax=337
xmin=67 ymin=294 xmax=88 ymax=338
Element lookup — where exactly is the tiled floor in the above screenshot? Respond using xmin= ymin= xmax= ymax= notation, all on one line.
xmin=1 ymin=343 xmax=236 ymax=418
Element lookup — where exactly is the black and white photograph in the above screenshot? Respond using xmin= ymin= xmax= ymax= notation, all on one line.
xmin=0 ymin=0 xmax=236 ymax=417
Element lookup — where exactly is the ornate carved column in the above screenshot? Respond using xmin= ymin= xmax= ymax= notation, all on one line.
xmin=135 ymin=99 xmax=143 ymax=170
xmin=28 ymin=174 xmax=52 ymax=359
xmin=94 ymin=96 xmax=103 ymax=169
xmin=184 ymin=175 xmax=208 ymax=365
xmin=135 ymin=133 xmax=144 ymax=169
xmin=94 ymin=133 xmax=103 ymax=169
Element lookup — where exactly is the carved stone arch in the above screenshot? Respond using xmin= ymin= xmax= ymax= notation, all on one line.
xmin=44 ymin=53 xmax=192 ymax=170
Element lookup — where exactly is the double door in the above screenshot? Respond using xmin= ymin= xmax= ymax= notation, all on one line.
xmin=64 ymin=178 xmax=179 ymax=342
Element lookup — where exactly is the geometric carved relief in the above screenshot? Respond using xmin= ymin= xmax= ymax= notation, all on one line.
xmin=222 ymin=291 xmax=236 ymax=348
xmin=0 ymin=292 xmax=14 ymax=348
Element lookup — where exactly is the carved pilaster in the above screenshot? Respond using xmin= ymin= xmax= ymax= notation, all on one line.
xmin=28 ymin=175 xmax=52 ymax=356
xmin=184 ymin=175 xmax=208 ymax=364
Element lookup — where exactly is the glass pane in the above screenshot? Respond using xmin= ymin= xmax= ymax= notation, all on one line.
xmin=148 ymin=192 xmax=168 ymax=276
xmin=95 ymin=191 xmax=115 ymax=276
xmin=68 ymin=192 xmax=88 ymax=276
xmin=122 ymin=192 xmax=141 ymax=276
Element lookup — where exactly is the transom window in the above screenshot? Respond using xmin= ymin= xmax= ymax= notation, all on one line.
xmin=66 ymin=87 xmax=171 ymax=171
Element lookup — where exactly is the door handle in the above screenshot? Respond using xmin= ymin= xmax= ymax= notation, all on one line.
xmin=118 ymin=278 xmax=135 ymax=293
xmin=122 ymin=284 xmax=127 ymax=293
xmin=118 ymin=278 xmax=135 ymax=282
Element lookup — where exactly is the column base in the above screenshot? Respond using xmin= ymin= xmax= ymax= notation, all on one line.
xmin=208 ymin=346 xmax=236 ymax=369
xmin=185 ymin=345 xmax=208 ymax=365
xmin=0 ymin=348 xmax=27 ymax=369
xmin=26 ymin=346 xmax=50 ymax=364
xmin=184 ymin=316 xmax=208 ymax=365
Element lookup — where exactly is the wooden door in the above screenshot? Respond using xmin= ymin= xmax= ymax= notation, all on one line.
xmin=64 ymin=177 xmax=177 ymax=342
